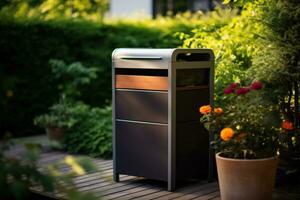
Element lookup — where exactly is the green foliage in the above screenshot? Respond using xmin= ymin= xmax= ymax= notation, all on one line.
xmin=246 ymin=0 xmax=300 ymax=158
xmin=34 ymin=60 xmax=98 ymax=129
xmin=34 ymin=59 xmax=112 ymax=157
xmin=179 ymin=7 xmax=257 ymax=105
xmin=223 ymin=0 xmax=300 ymax=158
xmin=64 ymin=105 xmax=112 ymax=158
xmin=0 ymin=141 xmax=97 ymax=200
xmin=50 ymin=59 xmax=98 ymax=99
xmin=0 ymin=0 xmax=108 ymax=21
xmin=181 ymin=1 xmax=299 ymax=160
xmin=0 ymin=17 xmax=188 ymax=137
xmin=0 ymin=142 xmax=51 ymax=200
xmin=34 ymin=99 xmax=83 ymax=129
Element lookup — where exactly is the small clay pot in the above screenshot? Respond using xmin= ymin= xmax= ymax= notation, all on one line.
xmin=46 ymin=126 xmax=65 ymax=141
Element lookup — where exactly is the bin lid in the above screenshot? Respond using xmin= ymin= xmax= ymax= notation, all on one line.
xmin=112 ymin=48 xmax=175 ymax=62
xmin=112 ymin=48 xmax=214 ymax=69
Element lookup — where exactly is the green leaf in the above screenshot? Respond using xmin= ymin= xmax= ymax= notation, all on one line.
xmin=223 ymin=0 xmax=232 ymax=4
xmin=40 ymin=175 xmax=55 ymax=192
xmin=10 ymin=181 xmax=29 ymax=200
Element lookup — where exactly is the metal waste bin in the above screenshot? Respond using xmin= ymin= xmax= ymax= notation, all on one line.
xmin=112 ymin=48 xmax=214 ymax=191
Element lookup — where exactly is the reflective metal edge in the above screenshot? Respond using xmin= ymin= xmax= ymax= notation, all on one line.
xmin=115 ymin=119 xmax=168 ymax=126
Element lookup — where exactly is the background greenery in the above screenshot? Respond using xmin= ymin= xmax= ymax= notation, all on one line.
xmin=1 ymin=0 xmax=299 ymax=160
xmin=0 ymin=0 xmax=108 ymax=21
xmin=0 ymin=16 xmax=194 ymax=137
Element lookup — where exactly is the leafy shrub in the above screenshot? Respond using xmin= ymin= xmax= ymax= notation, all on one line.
xmin=179 ymin=8 xmax=257 ymax=105
xmin=64 ymin=105 xmax=112 ymax=158
xmin=36 ymin=100 xmax=113 ymax=158
xmin=34 ymin=99 xmax=83 ymax=129
xmin=49 ymin=59 xmax=98 ymax=99
xmin=34 ymin=60 xmax=98 ymax=129
xmin=33 ymin=59 xmax=112 ymax=157
xmin=242 ymin=0 xmax=300 ymax=160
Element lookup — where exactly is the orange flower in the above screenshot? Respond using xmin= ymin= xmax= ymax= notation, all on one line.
xmin=281 ymin=120 xmax=294 ymax=131
xmin=236 ymin=133 xmax=247 ymax=142
xmin=199 ymin=105 xmax=212 ymax=115
xmin=214 ymin=107 xmax=223 ymax=114
xmin=220 ymin=128 xmax=234 ymax=141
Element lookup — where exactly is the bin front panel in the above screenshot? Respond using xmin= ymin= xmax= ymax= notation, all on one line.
xmin=115 ymin=90 xmax=168 ymax=123
xmin=115 ymin=121 xmax=168 ymax=181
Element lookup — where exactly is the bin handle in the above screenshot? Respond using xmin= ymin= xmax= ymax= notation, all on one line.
xmin=120 ymin=56 xmax=162 ymax=60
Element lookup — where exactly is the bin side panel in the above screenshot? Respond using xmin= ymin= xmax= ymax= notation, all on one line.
xmin=115 ymin=90 xmax=168 ymax=123
xmin=176 ymin=89 xmax=209 ymax=122
xmin=115 ymin=121 xmax=168 ymax=181
xmin=176 ymin=121 xmax=209 ymax=180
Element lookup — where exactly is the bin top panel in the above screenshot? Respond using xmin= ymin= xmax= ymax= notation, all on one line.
xmin=112 ymin=48 xmax=214 ymax=69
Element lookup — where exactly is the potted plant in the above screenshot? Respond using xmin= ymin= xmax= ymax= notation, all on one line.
xmin=34 ymin=99 xmax=92 ymax=141
xmin=34 ymin=60 xmax=98 ymax=141
xmin=34 ymin=99 xmax=74 ymax=141
xmin=199 ymin=81 xmax=288 ymax=200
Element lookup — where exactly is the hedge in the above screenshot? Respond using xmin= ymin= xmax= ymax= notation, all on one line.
xmin=0 ymin=17 xmax=194 ymax=137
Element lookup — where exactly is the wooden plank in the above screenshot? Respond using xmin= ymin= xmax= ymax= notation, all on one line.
xmin=74 ymin=173 xmax=125 ymax=187
xmin=75 ymin=177 xmax=110 ymax=187
xmin=70 ymin=167 xmax=112 ymax=179
xmin=193 ymin=191 xmax=220 ymax=200
xmin=210 ymin=197 xmax=221 ymax=200
xmin=171 ymin=183 xmax=218 ymax=200
xmin=111 ymin=187 xmax=162 ymax=200
xmin=92 ymin=178 xmax=145 ymax=196
xmin=116 ymin=75 xmax=168 ymax=91
xmin=38 ymin=156 xmax=66 ymax=166
xmin=102 ymin=185 xmax=156 ymax=200
xmin=95 ymin=164 xmax=112 ymax=170
xmin=38 ymin=152 xmax=66 ymax=162
xmin=74 ymin=169 xmax=112 ymax=180
xmin=78 ymin=176 xmax=136 ymax=192
xmin=135 ymin=189 xmax=172 ymax=200
xmin=93 ymin=160 xmax=113 ymax=166
xmin=97 ymin=183 xmax=145 ymax=196
xmin=93 ymin=160 xmax=112 ymax=167
xmin=55 ymin=178 xmax=135 ymax=199
xmin=153 ymin=182 xmax=217 ymax=200
xmin=74 ymin=171 xmax=113 ymax=184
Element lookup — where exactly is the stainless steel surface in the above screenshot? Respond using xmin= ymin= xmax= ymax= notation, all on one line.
xmin=116 ymin=88 xmax=168 ymax=93
xmin=168 ymin=58 xmax=176 ymax=191
xmin=208 ymin=52 xmax=215 ymax=181
xmin=112 ymin=55 xmax=118 ymax=182
xmin=116 ymin=119 xmax=168 ymax=126
xmin=120 ymin=56 xmax=162 ymax=60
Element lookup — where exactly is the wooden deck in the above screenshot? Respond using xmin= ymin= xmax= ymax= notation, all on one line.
xmin=6 ymin=136 xmax=300 ymax=200
xmin=30 ymin=151 xmax=220 ymax=200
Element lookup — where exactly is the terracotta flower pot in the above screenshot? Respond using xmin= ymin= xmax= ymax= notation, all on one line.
xmin=46 ymin=126 xmax=65 ymax=141
xmin=216 ymin=152 xmax=278 ymax=200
